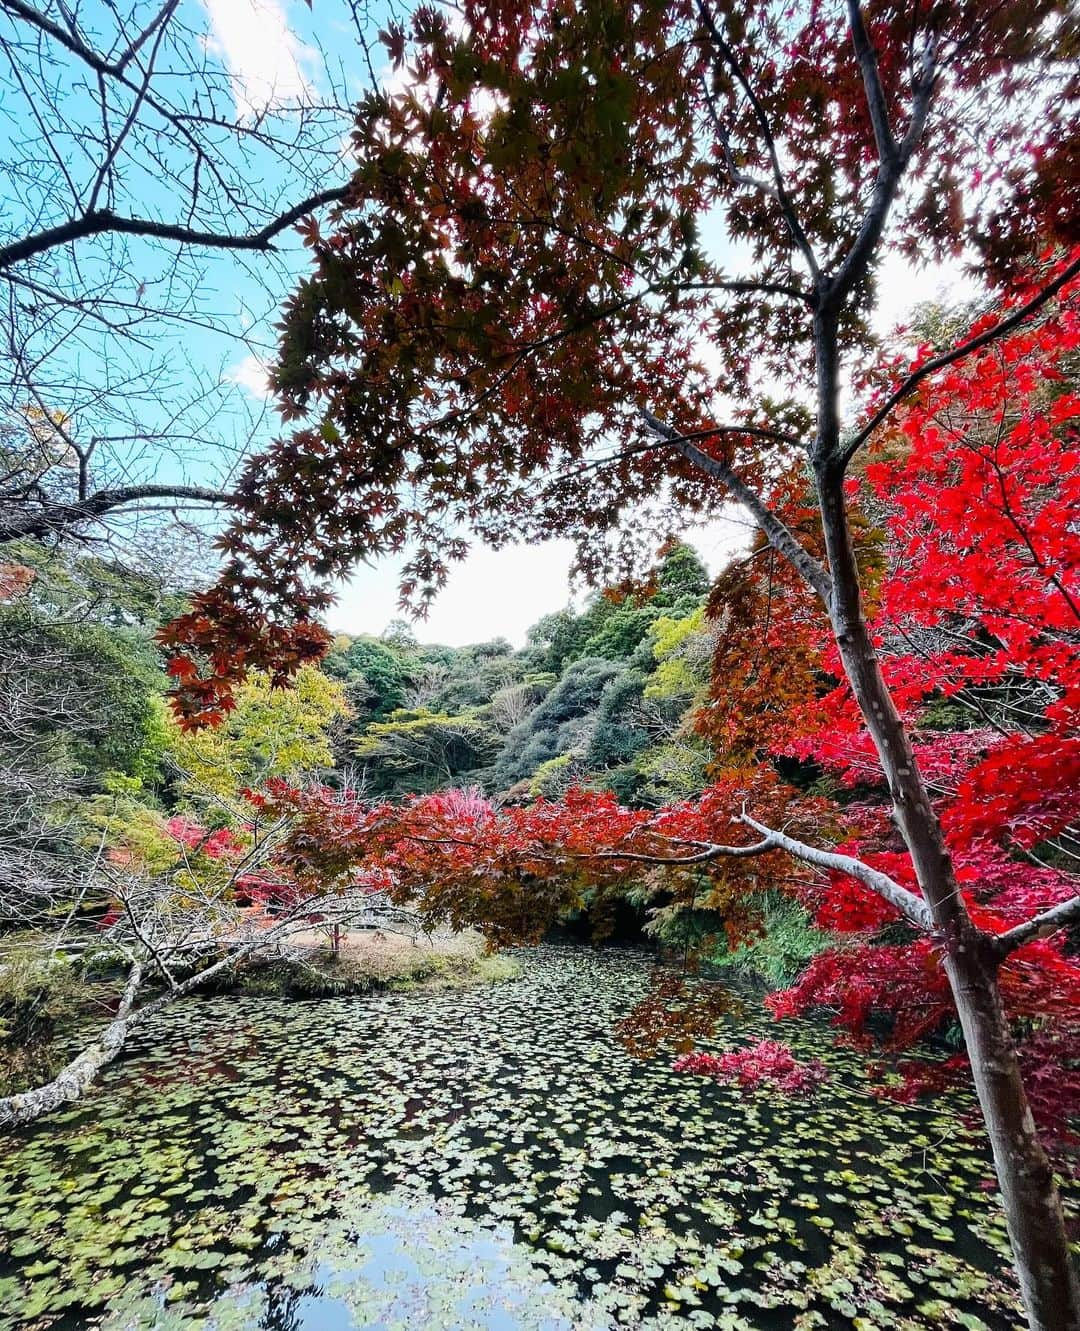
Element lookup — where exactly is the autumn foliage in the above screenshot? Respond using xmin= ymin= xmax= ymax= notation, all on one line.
xmin=217 ymin=273 xmax=1080 ymax=1172
xmin=158 ymin=0 xmax=1079 ymax=728
xmin=673 ymin=1041 xmax=829 ymax=1095
xmin=149 ymin=4 xmax=1080 ymax=1313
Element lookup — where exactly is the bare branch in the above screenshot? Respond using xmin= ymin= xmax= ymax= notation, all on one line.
xmin=991 ymin=895 xmax=1080 ymax=961
xmin=639 ymin=408 xmax=834 ymax=606
xmin=0 ymin=0 xmax=179 ymax=79
xmin=738 ymin=811 xmax=935 ymax=932
xmin=0 ymin=189 xmax=349 ymax=271
xmin=0 ymin=483 xmax=237 ymax=542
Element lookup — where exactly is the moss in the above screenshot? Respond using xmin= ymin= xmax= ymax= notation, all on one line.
xmin=0 ymin=941 xmax=100 ymax=1096
xmin=387 ymin=949 xmax=521 ymax=992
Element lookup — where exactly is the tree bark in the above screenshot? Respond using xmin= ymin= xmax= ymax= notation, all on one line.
xmin=814 ymin=465 xmax=1080 ymax=1331
xmin=946 ymin=940 xmax=1080 ymax=1331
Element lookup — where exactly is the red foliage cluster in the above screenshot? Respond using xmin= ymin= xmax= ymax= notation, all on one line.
xmin=674 ymin=1039 xmax=829 ymax=1095
xmin=164 ymin=817 xmax=243 ymax=861
xmin=0 ymin=562 xmax=34 ymax=601
xmin=736 ymin=265 xmax=1080 ymax=1150
xmin=162 ymin=600 xmax=330 ymax=730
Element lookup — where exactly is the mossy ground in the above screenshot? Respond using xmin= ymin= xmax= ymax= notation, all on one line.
xmin=232 ymin=929 xmax=520 ymax=998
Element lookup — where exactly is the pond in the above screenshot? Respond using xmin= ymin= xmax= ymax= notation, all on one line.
xmin=0 ymin=946 xmax=1043 ymax=1331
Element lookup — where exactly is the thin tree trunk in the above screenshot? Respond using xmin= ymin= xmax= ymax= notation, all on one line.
xmin=815 ymin=468 xmax=1080 ymax=1331
xmin=946 ymin=941 xmax=1080 ymax=1331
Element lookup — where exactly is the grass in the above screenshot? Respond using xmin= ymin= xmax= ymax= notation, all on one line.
xmin=233 ymin=929 xmax=521 ymax=998
xmin=708 ymin=893 xmax=835 ymax=990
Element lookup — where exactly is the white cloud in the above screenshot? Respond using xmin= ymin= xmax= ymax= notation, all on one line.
xmin=200 ymin=0 xmax=316 ymax=120
xmin=225 ymin=352 xmax=273 ymax=399
xmin=330 ymin=541 xmax=578 ymax=648
xmin=873 ymin=249 xmax=982 ymax=338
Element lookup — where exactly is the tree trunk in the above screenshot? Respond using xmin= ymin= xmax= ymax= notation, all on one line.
xmin=815 ymin=469 xmax=1080 ymax=1331
xmin=946 ymin=941 xmax=1080 ymax=1331
xmin=0 ymin=962 xmax=144 ymax=1130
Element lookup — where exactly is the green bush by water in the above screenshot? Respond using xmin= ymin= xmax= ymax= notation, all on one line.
xmin=709 ymin=893 xmax=835 ymax=989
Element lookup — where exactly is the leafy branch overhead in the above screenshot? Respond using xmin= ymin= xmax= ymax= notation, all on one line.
xmin=2 ymin=4 xmax=1079 ymax=1329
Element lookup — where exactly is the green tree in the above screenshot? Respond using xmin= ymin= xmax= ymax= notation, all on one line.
xmin=324 ymin=634 xmax=417 ymax=721
xmin=354 ymin=708 xmax=501 ymax=797
xmin=166 ymin=667 xmax=351 ymax=808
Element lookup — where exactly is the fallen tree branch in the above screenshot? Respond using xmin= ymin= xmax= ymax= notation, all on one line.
xmin=0 ymin=960 xmax=145 ymax=1129
xmin=0 ymin=899 xmax=380 ymax=1130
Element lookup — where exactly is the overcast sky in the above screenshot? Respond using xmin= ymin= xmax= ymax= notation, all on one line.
xmin=210 ymin=0 xmax=980 ymax=649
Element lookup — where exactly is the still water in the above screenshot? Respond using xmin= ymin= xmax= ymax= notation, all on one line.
xmin=0 ymin=947 xmax=1036 ymax=1330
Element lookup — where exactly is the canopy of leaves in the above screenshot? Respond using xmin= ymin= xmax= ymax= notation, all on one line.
xmin=160 ymin=0 xmax=1079 ymax=724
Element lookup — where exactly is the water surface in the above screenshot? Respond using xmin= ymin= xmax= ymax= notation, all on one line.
xmin=0 ymin=947 xmax=1035 ymax=1329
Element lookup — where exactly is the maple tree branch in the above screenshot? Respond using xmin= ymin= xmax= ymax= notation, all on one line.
xmin=696 ymin=1 xmax=821 ymax=283
xmin=0 ymin=483 xmax=236 ymax=542
xmin=838 ymin=252 xmax=1080 ymax=466
xmin=990 ymin=895 xmax=1080 ymax=961
xmin=828 ymin=29 xmax=936 ymax=308
xmin=0 ymin=189 xmax=349 ymax=270
xmin=845 ymin=0 xmax=897 ymax=164
xmin=650 ymin=420 xmax=803 ymax=450
xmin=680 ymin=278 xmax=814 ymax=305
xmin=587 ymin=838 xmax=775 ymax=866
xmin=639 ymin=409 xmax=834 ymax=606
xmin=738 ymin=812 xmax=935 ymax=932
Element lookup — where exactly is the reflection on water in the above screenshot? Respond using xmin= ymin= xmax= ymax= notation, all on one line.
xmin=0 ymin=947 xmax=1042 ymax=1330
xmin=146 ymin=1195 xmax=613 ymax=1331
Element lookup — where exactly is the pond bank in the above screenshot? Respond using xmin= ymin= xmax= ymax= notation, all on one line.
xmin=0 ymin=929 xmax=519 ymax=1098
xmin=212 ymin=927 xmax=521 ymax=998
xmin=0 ymin=946 xmax=1051 ymax=1330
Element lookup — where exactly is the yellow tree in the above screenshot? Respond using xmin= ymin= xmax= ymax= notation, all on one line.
xmin=166 ymin=667 xmax=351 ymax=809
